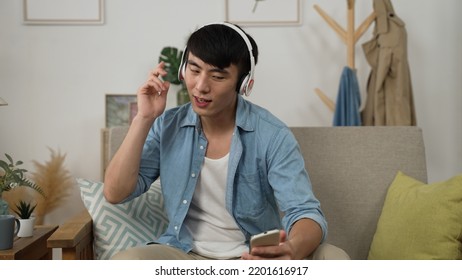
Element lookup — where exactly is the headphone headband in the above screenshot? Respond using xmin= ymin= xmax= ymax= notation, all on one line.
xmin=178 ymin=22 xmax=256 ymax=96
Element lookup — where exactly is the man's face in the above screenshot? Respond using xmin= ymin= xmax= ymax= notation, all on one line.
xmin=184 ymin=52 xmax=239 ymax=120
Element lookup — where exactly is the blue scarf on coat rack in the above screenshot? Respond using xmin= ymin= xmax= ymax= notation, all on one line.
xmin=333 ymin=66 xmax=362 ymax=126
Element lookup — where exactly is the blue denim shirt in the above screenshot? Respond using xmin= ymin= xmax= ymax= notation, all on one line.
xmin=126 ymin=95 xmax=327 ymax=252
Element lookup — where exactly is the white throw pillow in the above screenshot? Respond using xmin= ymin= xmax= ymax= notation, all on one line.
xmin=77 ymin=178 xmax=168 ymax=259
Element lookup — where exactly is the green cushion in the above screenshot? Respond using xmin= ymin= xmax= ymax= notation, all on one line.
xmin=78 ymin=178 xmax=168 ymax=260
xmin=368 ymin=171 xmax=462 ymax=260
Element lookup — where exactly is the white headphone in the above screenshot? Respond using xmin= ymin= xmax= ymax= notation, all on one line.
xmin=178 ymin=22 xmax=256 ymax=96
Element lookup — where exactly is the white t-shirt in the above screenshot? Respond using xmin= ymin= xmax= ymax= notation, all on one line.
xmin=184 ymin=153 xmax=247 ymax=259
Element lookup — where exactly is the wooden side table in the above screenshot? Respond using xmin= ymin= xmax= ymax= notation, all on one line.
xmin=0 ymin=225 xmax=58 ymax=260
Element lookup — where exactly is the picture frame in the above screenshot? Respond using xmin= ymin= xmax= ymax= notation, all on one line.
xmin=225 ymin=0 xmax=301 ymax=26
xmin=105 ymin=94 xmax=137 ymax=128
xmin=129 ymin=102 xmax=138 ymax=125
xmin=23 ymin=0 xmax=104 ymax=25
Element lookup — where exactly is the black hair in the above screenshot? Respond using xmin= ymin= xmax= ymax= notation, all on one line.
xmin=185 ymin=23 xmax=258 ymax=79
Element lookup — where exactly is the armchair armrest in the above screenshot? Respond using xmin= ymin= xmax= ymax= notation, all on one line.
xmin=47 ymin=210 xmax=94 ymax=260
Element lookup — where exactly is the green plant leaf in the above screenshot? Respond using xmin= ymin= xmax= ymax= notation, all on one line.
xmin=158 ymin=46 xmax=183 ymax=85
xmin=0 ymin=161 xmax=8 ymax=170
xmin=0 ymin=153 xmax=46 ymax=197
xmin=5 ymin=153 xmax=13 ymax=164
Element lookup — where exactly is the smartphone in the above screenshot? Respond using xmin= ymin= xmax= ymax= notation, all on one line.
xmin=249 ymin=229 xmax=280 ymax=252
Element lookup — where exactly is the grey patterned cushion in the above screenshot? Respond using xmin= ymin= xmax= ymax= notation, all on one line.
xmin=77 ymin=178 xmax=168 ymax=259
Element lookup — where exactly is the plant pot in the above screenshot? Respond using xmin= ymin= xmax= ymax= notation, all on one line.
xmin=17 ymin=217 xmax=35 ymax=237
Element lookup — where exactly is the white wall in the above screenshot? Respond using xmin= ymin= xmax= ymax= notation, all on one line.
xmin=1 ymin=0 xmax=461 ymax=223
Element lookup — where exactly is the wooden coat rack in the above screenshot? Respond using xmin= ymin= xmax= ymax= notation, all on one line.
xmin=313 ymin=0 xmax=376 ymax=112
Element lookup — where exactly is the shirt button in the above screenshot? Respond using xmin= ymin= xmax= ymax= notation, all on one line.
xmin=200 ymin=145 xmax=204 ymax=149
xmin=191 ymin=173 xmax=196 ymax=178
xmin=174 ymin=226 xmax=178 ymax=231
xmin=183 ymin=200 xmax=187 ymax=204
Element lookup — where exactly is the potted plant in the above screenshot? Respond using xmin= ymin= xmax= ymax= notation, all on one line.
xmin=158 ymin=46 xmax=190 ymax=106
xmin=0 ymin=153 xmax=45 ymax=215
xmin=13 ymin=200 xmax=37 ymax=237
xmin=13 ymin=200 xmax=36 ymax=219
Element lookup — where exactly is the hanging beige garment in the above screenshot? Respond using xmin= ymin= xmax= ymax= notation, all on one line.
xmin=361 ymin=0 xmax=416 ymax=126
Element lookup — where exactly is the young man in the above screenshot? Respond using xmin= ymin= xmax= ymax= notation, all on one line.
xmin=105 ymin=22 xmax=336 ymax=260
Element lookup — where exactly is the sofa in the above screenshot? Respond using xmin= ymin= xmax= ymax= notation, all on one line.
xmin=48 ymin=126 xmax=435 ymax=260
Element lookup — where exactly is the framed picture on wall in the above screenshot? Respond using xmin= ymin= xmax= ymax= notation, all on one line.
xmin=105 ymin=94 xmax=137 ymax=128
xmin=225 ymin=0 xmax=301 ymax=26
xmin=23 ymin=0 xmax=104 ymax=25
